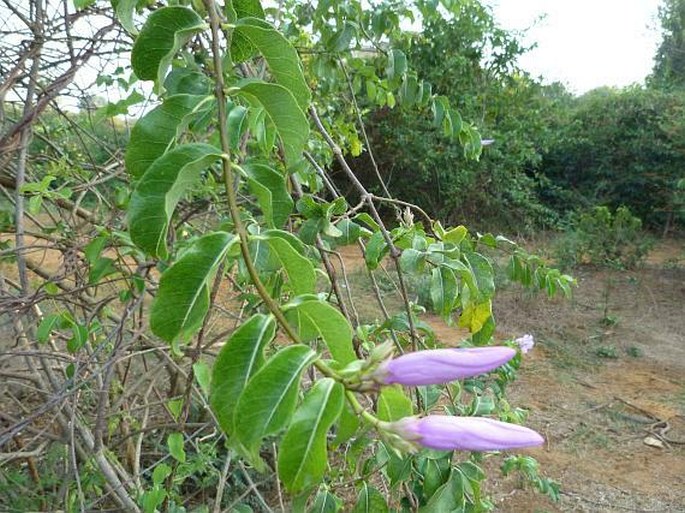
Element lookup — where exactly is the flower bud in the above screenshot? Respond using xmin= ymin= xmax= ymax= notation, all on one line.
xmin=389 ymin=415 xmax=544 ymax=452
xmin=373 ymin=347 xmax=516 ymax=386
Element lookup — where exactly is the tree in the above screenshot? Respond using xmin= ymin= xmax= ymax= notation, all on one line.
xmin=650 ymin=0 xmax=685 ymax=89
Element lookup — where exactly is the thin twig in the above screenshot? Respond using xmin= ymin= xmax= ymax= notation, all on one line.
xmin=309 ymin=105 xmax=419 ymax=348
xmin=213 ymin=450 xmax=233 ymax=513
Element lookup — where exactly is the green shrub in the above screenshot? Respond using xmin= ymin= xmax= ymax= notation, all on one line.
xmin=554 ymin=206 xmax=653 ymax=269
xmin=540 ymin=87 xmax=685 ymax=230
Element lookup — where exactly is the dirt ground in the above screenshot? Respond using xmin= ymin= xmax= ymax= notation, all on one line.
xmin=459 ymin=242 xmax=685 ymax=513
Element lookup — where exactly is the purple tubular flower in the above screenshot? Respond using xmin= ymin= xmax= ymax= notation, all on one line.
xmin=392 ymin=416 xmax=544 ymax=451
xmin=375 ymin=347 xmax=516 ymax=386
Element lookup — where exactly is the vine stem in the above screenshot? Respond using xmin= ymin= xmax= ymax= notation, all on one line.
xmin=348 ymin=392 xmax=381 ymax=427
xmin=202 ymin=0 xmax=391 ymax=433
xmin=203 ymin=0 xmax=342 ymax=384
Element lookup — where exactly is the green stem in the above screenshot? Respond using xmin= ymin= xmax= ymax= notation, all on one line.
xmin=204 ymin=0 xmax=342 ymax=384
xmin=345 ymin=390 xmax=381 ymax=428
xmin=203 ymin=0 xmax=381 ymax=420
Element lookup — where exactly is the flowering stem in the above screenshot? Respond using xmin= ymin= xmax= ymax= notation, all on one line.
xmin=345 ymin=391 xmax=382 ymax=428
xmin=203 ymin=0 xmax=375 ymax=400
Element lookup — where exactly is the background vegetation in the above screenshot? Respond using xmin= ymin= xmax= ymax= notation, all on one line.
xmin=339 ymin=0 xmax=685 ymax=235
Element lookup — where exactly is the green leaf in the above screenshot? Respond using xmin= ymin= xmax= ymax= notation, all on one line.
xmin=20 ymin=174 xmax=54 ymax=194
xmin=84 ymin=235 xmax=107 ymax=264
xmin=399 ymin=74 xmax=419 ymax=106
xmin=458 ymin=460 xmax=485 ymax=483
xmin=252 ymin=231 xmax=315 ymax=295
xmin=419 ymin=472 xmax=465 ymax=513
xmin=327 ymin=22 xmax=356 ymax=52
xmin=234 ymin=0 xmax=265 ymax=19
xmin=332 ymin=219 xmax=362 ymax=245
xmin=73 ymin=0 xmax=95 ymax=9
xmin=383 ymin=444 xmax=412 ymax=485
xmin=164 ymin=69 xmax=212 ymax=96
xmin=237 ymin=81 xmax=309 ymax=167
xmin=432 ymin=96 xmax=448 ymax=127
xmin=142 ymin=489 xmax=166 ymax=513
xmin=400 ymin=248 xmax=425 ymax=273
xmin=167 ymin=398 xmax=183 ymax=421
xmin=351 ymin=483 xmax=388 ymax=513
xmin=241 ymin=162 xmax=293 ymax=228
xmin=125 ymin=94 xmax=209 ymax=178
xmin=67 ymin=324 xmax=89 ymax=353
xmin=230 ymin=30 xmax=257 ymax=64
xmin=354 ymin=212 xmax=380 ymax=232
xmin=296 ymin=195 xmax=322 ymax=218
xmin=89 ymin=257 xmax=117 ymax=285
xmin=150 ymin=232 xmax=237 ymax=343
xmin=44 ymin=282 xmax=60 ymax=295
xmin=419 ymin=80 xmax=433 ymax=106
xmin=333 ymin=402 xmax=360 ymax=446
xmin=430 ymin=266 xmax=458 ymax=318
xmin=364 ymin=231 xmax=388 ymax=270
xmin=423 ymin=459 xmax=451 ymax=498
xmin=210 ymin=314 xmax=276 ymax=436
xmin=37 ymin=314 xmax=62 ymax=344
xmin=376 ymin=385 xmax=412 ymax=422
xmin=463 ymin=251 xmax=495 ymax=299
xmin=28 ymin=195 xmax=42 ymax=216
xmin=442 ymin=225 xmax=468 ymax=245
xmin=114 ymin=0 xmax=138 ymax=34
xmin=193 ymin=361 xmax=211 ymax=396
xmin=131 ymin=7 xmax=206 ymax=88
xmin=278 ymin=378 xmax=344 ymax=493
xmin=326 ymin=197 xmax=348 ymax=216
xmin=233 ymin=19 xmax=310 ymax=110
xmin=128 ymin=143 xmax=222 ymax=258
xmin=167 ymin=432 xmax=186 ymax=463
xmin=284 ymin=299 xmax=356 ymax=365
xmin=309 ymin=488 xmax=342 ymax=513
xmin=152 ymin=463 xmax=171 ymax=486
xmin=442 ymin=109 xmax=454 ymax=137
xmin=231 ymin=505 xmax=254 ymax=513
xmin=95 ymin=90 xmax=145 ymax=120
xmin=228 ymin=104 xmax=249 ymax=150
xmin=387 ymin=49 xmax=406 ymax=83
xmin=234 ymin=345 xmax=316 ymax=462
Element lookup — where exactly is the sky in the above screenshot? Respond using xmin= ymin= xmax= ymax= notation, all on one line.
xmin=484 ymin=0 xmax=663 ymax=93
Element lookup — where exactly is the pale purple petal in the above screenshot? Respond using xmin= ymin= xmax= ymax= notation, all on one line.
xmin=393 ymin=416 xmax=544 ymax=451
xmin=514 ymin=334 xmax=535 ymax=354
xmin=376 ymin=347 xmax=516 ymax=386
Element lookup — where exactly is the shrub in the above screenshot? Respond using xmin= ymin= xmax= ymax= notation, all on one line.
xmin=540 ymin=87 xmax=685 ymax=230
xmin=554 ymin=206 xmax=653 ymax=269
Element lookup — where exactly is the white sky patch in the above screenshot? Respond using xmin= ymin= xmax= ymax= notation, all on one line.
xmin=485 ymin=0 xmax=663 ymax=93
